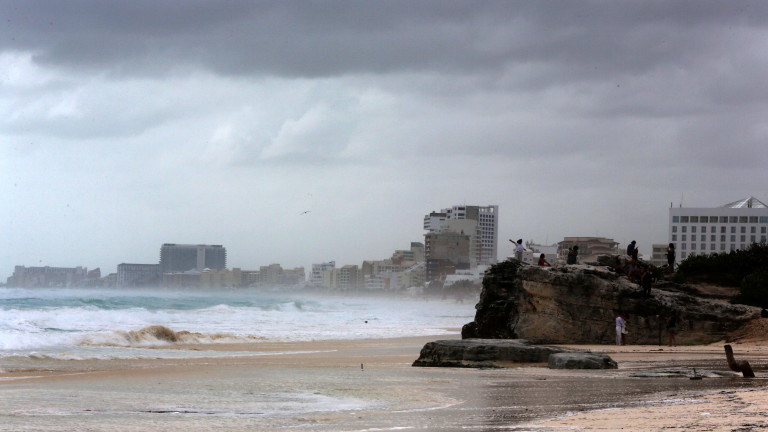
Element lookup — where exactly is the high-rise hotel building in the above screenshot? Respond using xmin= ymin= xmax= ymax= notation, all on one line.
xmin=159 ymin=243 xmax=227 ymax=273
xmin=424 ymin=204 xmax=499 ymax=265
xmin=668 ymin=197 xmax=768 ymax=261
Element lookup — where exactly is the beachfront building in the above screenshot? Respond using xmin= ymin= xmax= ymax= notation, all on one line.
xmin=200 ymin=268 xmax=243 ymax=288
xmin=102 ymin=272 xmax=117 ymax=287
xmin=338 ymin=265 xmax=361 ymax=290
xmin=668 ymin=196 xmax=768 ymax=260
xmin=362 ymin=260 xmax=407 ymax=279
xmin=162 ymin=269 xmax=202 ymax=287
xmin=424 ymin=231 xmax=472 ymax=282
xmin=319 ymin=265 xmax=358 ymax=291
xmin=117 ymin=263 xmax=160 ymax=287
xmin=398 ymin=262 xmax=425 ymax=289
xmin=424 ymin=204 xmax=499 ymax=265
xmin=242 ymin=270 xmax=261 ymax=286
xmin=557 ymin=237 xmax=620 ymax=263
xmin=159 ymin=243 xmax=227 ymax=273
xmin=6 ymin=265 xmax=89 ymax=287
xmin=364 ymin=274 xmax=387 ymax=290
xmin=321 ymin=265 xmax=362 ymax=291
xmin=391 ymin=242 xmax=425 ymax=264
xmin=234 ymin=264 xmax=306 ymax=287
xmin=359 ymin=260 xmax=425 ymax=291
xmin=310 ymin=261 xmax=335 ymax=287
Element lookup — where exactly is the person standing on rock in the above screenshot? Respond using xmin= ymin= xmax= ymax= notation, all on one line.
xmin=615 ymin=313 xmax=627 ymax=346
xmin=640 ymin=267 xmax=655 ymax=298
xmin=511 ymin=239 xmax=525 ymax=262
xmin=567 ymin=246 xmax=579 ymax=264
xmin=627 ymin=240 xmax=639 ymax=260
xmin=666 ymin=243 xmax=676 ymax=272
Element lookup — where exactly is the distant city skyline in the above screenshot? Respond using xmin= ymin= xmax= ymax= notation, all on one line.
xmin=7 ymin=195 xmax=768 ymax=286
xmin=7 ymin=195 xmax=768 ymax=284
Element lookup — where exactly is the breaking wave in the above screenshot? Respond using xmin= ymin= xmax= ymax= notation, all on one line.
xmin=80 ymin=325 xmax=265 ymax=347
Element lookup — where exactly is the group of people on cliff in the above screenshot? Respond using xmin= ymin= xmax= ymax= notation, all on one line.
xmin=509 ymin=239 xmax=676 ymax=298
xmin=515 ymin=238 xmax=677 ymax=272
xmin=509 ymin=238 xmax=579 ymax=266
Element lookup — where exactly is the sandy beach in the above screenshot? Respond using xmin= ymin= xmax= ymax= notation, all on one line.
xmin=1 ymin=336 xmax=767 ymax=431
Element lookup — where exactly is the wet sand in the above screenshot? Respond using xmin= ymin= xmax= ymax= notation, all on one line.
xmin=1 ymin=337 xmax=767 ymax=431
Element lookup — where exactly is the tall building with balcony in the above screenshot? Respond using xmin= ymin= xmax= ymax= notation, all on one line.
xmin=424 ymin=204 xmax=498 ymax=266
xmin=424 ymin=230 xmax=471 ymax=282
xmin=159 ymin=244 xmax=227 ymax=273
xmin=668 ymin=196 xmax=768 ymax=261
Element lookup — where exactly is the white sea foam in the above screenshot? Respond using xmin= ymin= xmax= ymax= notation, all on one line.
xmin=0 ymin=287 xmax=474 ymax=360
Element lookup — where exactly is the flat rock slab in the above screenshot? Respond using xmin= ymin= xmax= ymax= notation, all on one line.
xmin=412 ymin=339 xmax=568 ymax=368
xmin=547 ymin=352 xmax=617 ymax=369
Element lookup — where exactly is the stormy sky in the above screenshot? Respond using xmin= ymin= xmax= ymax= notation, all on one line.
xmin=2 ymin=1 xmax=767 ymax=276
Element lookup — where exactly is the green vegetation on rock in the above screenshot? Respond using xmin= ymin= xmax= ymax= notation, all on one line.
xmin=674 ymin=243 xmax=768 ymax=307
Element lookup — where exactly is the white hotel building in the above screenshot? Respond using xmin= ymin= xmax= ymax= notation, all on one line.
xmin=669 ymin=197 xmax=768 ymax=260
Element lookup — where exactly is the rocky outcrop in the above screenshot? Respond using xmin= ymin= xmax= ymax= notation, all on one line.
xmin=412 ymin=339 xmax=567 ymax=368
xmin=461 ymin=259 xmax=760 ymax=345
xmin=548 ymin=352 xmax=617 ymax=369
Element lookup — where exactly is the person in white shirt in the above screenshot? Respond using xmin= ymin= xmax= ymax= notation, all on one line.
xmin=615 ymin=313 xmax=627 ymax=346
xmin=510 ymin=238 xmax=525 ymax=262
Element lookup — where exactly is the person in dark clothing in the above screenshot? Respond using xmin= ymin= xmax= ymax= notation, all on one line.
xmin=640 ymin=267 xmax=655 ymax=298
xmin=666 ymin=243 xmax=676 ymax=272
xmin=626 ymin=240 xmax=638 ymax=260
xmin=567 ymin=246 xmax=579 ymax=264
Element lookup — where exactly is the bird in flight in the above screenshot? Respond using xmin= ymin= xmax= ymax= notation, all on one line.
xmin=300 ymin=210 xmax=311 ymax=215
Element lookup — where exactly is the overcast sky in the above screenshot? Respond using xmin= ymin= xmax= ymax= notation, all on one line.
xmin=2 ymin=1 xmax=767 ymax=277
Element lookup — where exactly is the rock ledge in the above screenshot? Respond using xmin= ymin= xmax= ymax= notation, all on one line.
xmin=412 ymin=339 xmax=568 ymax=368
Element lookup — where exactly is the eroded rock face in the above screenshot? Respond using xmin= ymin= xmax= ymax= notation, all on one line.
xmin=461 ymin=259 xmax=760 ymax=345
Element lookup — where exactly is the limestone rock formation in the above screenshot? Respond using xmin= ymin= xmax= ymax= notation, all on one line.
xmin=548 ymin=352 xmax=617 ymax=369
xmin=412 ymin=339 xmax=567 ymax=368
xmin=461 ymin=259 xmax=760 ymax=345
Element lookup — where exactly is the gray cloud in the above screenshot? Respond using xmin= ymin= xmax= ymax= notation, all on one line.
xmin=3 ymin=1 xmax=765 ymax=81
xmin=2 ymin=1 xmax=768 ymax=275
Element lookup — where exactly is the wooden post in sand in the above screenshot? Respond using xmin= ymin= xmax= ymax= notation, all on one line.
xmin=724 ymin=344 xmax=755 ymax=378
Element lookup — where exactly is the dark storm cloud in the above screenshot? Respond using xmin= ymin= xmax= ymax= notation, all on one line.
xmin=3 ymin=0 xmax=768 ymax=275
xmin=3 ymin=1 xmax=766 ymax=81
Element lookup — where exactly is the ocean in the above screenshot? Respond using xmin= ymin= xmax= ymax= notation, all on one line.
xmin=0 ymin=287 xmax=482 ymax=431
xmin=0 ymin=287 xmax=475 ymax=361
